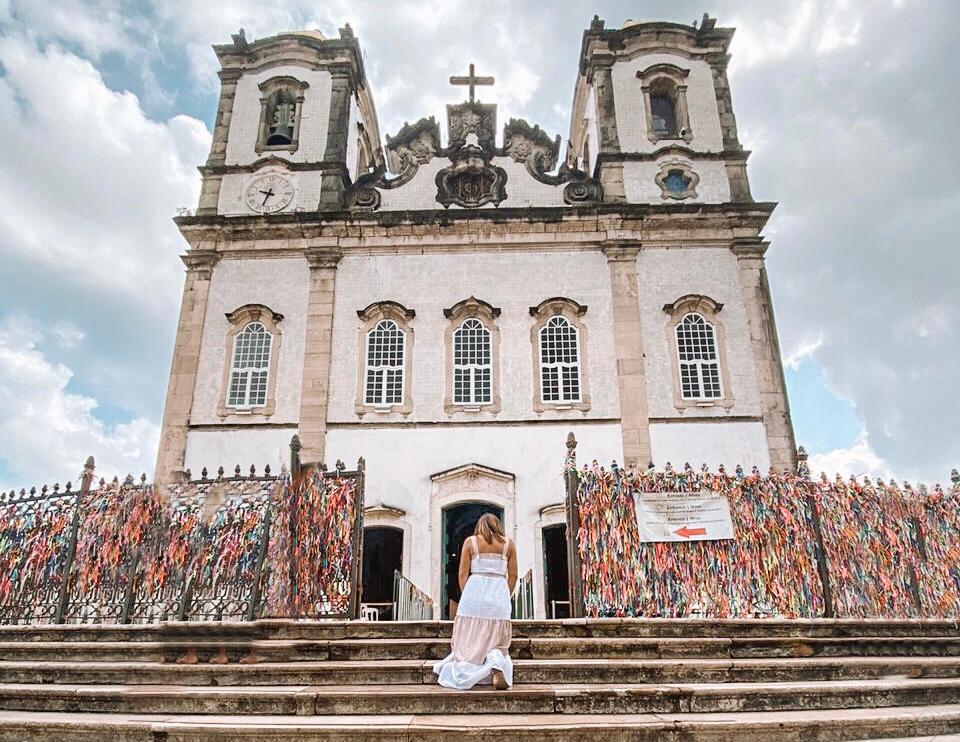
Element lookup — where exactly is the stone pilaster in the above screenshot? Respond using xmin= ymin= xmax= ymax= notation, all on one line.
xmin=197 ymin=70 xmax=240 ymax=215
xmin=296 ymin=246 xmax=343 ymax=465
xmin=318 ymin=68 xmax=353 ymax=211
xmin=603 ymin=242 xmax=651 ymax=467
xmin=733 ymin=239 xmax=797 ymax=472
xmin=154 ymin=250 xmax=220 ymax=483
xmin=591 ymin=60 xmax=626 ymax=203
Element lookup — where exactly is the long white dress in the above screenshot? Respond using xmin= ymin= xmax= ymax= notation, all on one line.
xmin=433 ymin=536 xmax=513 ymax=689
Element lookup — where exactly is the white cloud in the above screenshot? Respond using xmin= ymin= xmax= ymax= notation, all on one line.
xmin=49 ymin=322 xmax=86 ymax=350
xmin=784 ymin=333 xmax=824 ymax=371
xmin=0 ymin=36 xmax=210 ymax=317
xmin=807 ymin=436 xmax=898 ymax=483
xmin=0 ymin=317 xmax=159 ymax=492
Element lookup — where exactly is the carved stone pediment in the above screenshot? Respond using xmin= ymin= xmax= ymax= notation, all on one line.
xmin=447 ymin=102 xmax=497 ymax=152
xmin=385 ymin=116 xmax=441 ymax=172
xmin=430 ymin=463 xmax=514 ymax=500
xmin=503 ymin=118 xmax=561 ymax=172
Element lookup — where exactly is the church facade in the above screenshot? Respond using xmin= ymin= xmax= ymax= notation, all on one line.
xmin=155 ymin=15 xmax=795 ymax=618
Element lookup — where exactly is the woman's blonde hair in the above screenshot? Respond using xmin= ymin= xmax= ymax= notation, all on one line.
xmin=473 ymin=512 xmax=505 ymax=544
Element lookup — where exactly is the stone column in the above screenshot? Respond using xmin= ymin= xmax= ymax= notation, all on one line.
xmin=197 ymin=69 xmax=240 ymax=216
xmin=733 ymin=239 xmax=797 ymax=472
xmin=591 ymin=59 xmax=626 ymax=203
xmin=296 ymin=246 xmax=343 ymax=465
xmin=603 ymin=242 xmax=651 ymax=467
xmin=154 ymin=250 xmax=219 ymax=483
xmin=318 ymin=68 xmax=353 ymax=211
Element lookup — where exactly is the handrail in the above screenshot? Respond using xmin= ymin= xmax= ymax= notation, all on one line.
xmin=511 ymin=568 xmax=534 ymax=619
xmin=393 ymin=570 xmax=433 ymax=620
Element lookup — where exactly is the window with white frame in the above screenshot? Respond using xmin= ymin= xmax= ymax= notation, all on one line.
xmin=227 ymin=322 xmax=272 ymax=408
xmin=675 ymin=313 xmax=722 ymax=399
xmin=539 ymin=315 xmax=581 ymax=403
xmin=365 ymin=319 xmax=405 ymax=405
xmin=453 ymin=318 xmax=492 ymax=404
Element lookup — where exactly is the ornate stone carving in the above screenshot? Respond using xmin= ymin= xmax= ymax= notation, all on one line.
xmin=435 ymin=143 xmax=507 ymax=209
xmin=447 ymin=102 xmax=497 ymax=152
xmin=503 ymin=118 xmax=560 ymax=172
xmin=385 ymin=117 xmax=441 ymax=172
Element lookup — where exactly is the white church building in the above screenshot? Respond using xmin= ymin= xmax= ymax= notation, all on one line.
xmin=155 ymin=15 xmax=796 ymax=618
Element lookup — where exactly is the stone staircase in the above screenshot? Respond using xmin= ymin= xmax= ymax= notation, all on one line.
xmin=0 ymin=619 xmax=958 ymax=740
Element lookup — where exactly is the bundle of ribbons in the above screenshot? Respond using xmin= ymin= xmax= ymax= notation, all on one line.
xmin=264 ymin=469 xmax=359 ymax=618
xmin=575 ymin=463 xmax=960 ymax=619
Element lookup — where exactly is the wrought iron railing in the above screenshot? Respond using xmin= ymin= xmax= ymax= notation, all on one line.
xmin=393 ymin=570 xmax=433 ymax=620
xmin=511 ymin=569 xmax=534 ymax=619
xmin=0 ymin=442 xmax=365 ymax=625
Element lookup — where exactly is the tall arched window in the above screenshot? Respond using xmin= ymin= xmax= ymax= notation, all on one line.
xmin=637 ymin=64 xmax=692 ymax=143
xmin=365 ymin=319 xmax=405 ymax=405
xmin=539 ymin=316 xmax=581 ymax=403
xmin=453 ymin=318 xmax=492 ymax=404
xmin=227 ymin=322 xmax=272 ymax=408
xmin=675 ymin=313 xmax=722 ymax=399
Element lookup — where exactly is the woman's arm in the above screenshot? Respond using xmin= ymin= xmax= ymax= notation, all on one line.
xmin=458 ymin=538 xmax=472 ymax=591
xmin=506 ymin=540 xmax=518 ymax=594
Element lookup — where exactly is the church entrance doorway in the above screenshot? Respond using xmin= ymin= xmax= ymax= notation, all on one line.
xmin=542 ymin=524 xmax=570 ymax=618
xmin=441 ymin=502 xmax=503 ymax=619
xmin=362 ymin=527 xmax=403 ymax=621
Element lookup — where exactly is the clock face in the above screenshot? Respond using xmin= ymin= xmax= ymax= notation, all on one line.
xmin=245 ymin=173 xmax=295 ymax=214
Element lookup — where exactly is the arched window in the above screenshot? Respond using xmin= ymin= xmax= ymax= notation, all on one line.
xmin=539 ymin=316 xmax=581 ymax=403
xmin=453 ymin=318 xmax=492 ymax=404
xmin=675 ymin=313 xmax=722 ymax=399
xmin=637 ymin=64 xmax=692 ymax=143
xmin=227 ymin=322 xmax=272 ymax=408
xmin=365 ymin=319 xmax=405 ymax=406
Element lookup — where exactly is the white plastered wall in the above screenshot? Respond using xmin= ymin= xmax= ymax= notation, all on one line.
xmin=224 ymin=65 xmax=333 ymax=166
xmin=611 ymin=53 xmax=723 ymax=154
xmin=326 ymin=250 xmax=620 ymax=423
xmin=637 ymin=246 xmax=761 ymax=421
xmin=191 ymin=257 xmax=310 ymax=425
xmin=184 ymin=427 xmax=297 ymax=478
xmin=325 ymin=423 xmax=623 ymax=618
xmin=649 ymin=421 xmax=771 ymax=472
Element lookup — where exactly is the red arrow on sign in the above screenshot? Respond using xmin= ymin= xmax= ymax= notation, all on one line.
xmin=674 ymin=526 xmax=707 ymax=538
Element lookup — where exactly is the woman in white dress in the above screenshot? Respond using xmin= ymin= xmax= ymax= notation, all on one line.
xmin=433 ymin=513 xmax=517 ymax=690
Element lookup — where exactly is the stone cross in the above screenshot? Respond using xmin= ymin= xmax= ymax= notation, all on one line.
xmin=449 ymin=63 xmax=494 ymax=103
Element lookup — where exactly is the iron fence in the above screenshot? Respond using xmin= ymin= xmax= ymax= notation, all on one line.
xmin=0 ymin=441 xmax=365 ymax=625
xmin=393 ymin=570 xmax=433 ymax=620
xmin=511 ymin=569 xmax=534 ymax=619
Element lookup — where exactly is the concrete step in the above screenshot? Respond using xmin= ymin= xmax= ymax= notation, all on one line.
xmin=1 ymin=704 xmax=960 ymax=740
xmin=1 ymin=618 xmax=957 ymax=643
xmin=0 ymin=656 xmax=957 ymax=686
xmin=2 ymin=636 xmax=955 ymax=663
xmin=0 ymin=678 xmax=958 ymax=716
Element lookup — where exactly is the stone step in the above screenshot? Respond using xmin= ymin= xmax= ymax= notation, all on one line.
xmin=1 ymin=656 xmax=957 ymax=686
xmin=1 ymin=618 xmax=957 ymax=643
xmin=0 ymin=678 xmax=958 ymax=716
xmin=2 ymin=636 xmax=955 ymax=663
xmin=1 ymin=704 xmax=960 ymax=741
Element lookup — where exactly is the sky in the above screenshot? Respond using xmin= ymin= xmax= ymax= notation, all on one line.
xmin=0 ymin=0 xmax=956 ymax=491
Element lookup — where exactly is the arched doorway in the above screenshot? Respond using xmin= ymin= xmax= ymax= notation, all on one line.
xmin=362 ymin=526 xmax=403 ymax=620
xmin=542 ymin=524 xmax=570 ymax=618
xmin=442 ymin=502 xmax=503 ymax=619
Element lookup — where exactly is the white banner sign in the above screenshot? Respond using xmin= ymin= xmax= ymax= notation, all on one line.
xmin=633 ymin=490 xmax=734 ymax=543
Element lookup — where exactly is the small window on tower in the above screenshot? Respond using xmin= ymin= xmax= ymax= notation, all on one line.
xmin=637 ymin=64 xmax=693 ymax=143
xmin=655 ymin=161 xmax=699 ymax=200
xmin=218 ymin=304 xmax=284 ymax=418
xmin=256 ymin=77 xmax=309 ymax=154
xmin=664 ymin=169 xmax=690 ymax=194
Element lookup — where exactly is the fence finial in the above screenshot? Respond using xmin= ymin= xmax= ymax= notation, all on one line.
xmin=564 ymin=432 xmax=577 ymax=471
xmin=797 ymin=445 xmax=810 ymax=478
xmin=952 ymin=468 xmax=959 ymax=486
